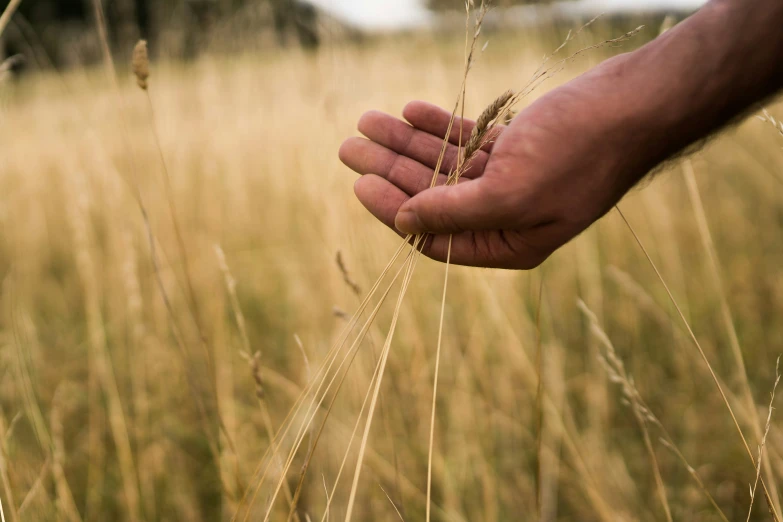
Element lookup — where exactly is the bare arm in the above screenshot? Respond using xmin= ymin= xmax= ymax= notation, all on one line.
xmin=339 ymin=0 xmax=783 ymax=269
xmin=589 ymin=0 xmax=783 ymax=182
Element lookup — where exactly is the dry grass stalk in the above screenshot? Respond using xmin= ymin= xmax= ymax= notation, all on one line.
xmin=617 ymin=206 xmax=781 ymax=522
xmin=684 ymin=160 xmax=782 ymax=512
xmin=0 ymin=55 xmax=23 ymax=83
xmin=658 ymin=439 xmax=729 ymax=522
xmin=426 ymin=6 xmax=493 ymax=518
xmin=747 ymin=357 xmax=781 ymax=522
xmin=0 ymin=412 xmax=18 ymax=522
xmin=293 ymin=335 xmax=312 ymax=384
xmin=302 ymin=246 xmax=427 ymax=521
xmin=606 ymin=265 xmax=674 ymax=330
xmin=66 ymin=173 xmax=142 ymax=522
xmin=582 ymin=299 xmax=731 ymax=522
xmin=0 ymin=0 xmax=22 ymax=39
xmin=50 ymin=389 xmax=83 ymax=522
xmin=579 ymin=300 xmax=673 ymax=522
xmin=758 ymin=109 xmax=783 ymax=139
xmin=90 ymin=2 xmax=237 ymax=502
xmin=133 ymin=36 xmax=247 ymax=504
xmin=3 ymin=279 xmax=63 ymax=512
xmin=121 ymin=230 xmax=157 ymax=518
xmin=658 ymin=14 xmax=677 ymax=35
xmin=0 ymin=481 xmax=6 ymax=522
xmin=318 ymin=358 xmax=386 ymax=522
xmin=336 ymin=251 xmax=362 ymax=296
xmin=380 ymin=484 xmax=405 ymax=521
xmin=426 ymin=1 xmax=492 ymax=191
xmin=215 ymin=244 xmax=301 ymax=518
xmin=426 ymin=234 xmax=452 ymax=522
xmin=133 ymin=38 xmax=222 ymax=412
xmin=271 ymin=253 xmax=420 ymax=522
xmin=534 ymin=276 xmax=545 ymax=516
xmin=17 ymin=457 xmax=50 ymax=517
xmin=131 ymin=40 xmax=149 ymax=90
xmin=345 ymin=243 xmax=421 ymax=522
xmin=232 ymin=242 xmax=413 ymax=520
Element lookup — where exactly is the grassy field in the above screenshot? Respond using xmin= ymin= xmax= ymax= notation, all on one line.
xmin=1 ymin=21 xmax=783 ymax=522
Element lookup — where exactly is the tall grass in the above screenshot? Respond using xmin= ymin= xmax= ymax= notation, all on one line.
xmin=0 ymin=14 xmax=782 ymax=521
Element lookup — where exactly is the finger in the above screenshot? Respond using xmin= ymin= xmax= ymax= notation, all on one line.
xmin=354 ymin=174 xmax=410 ymax=231
xmin=402 ymin=101 xmax=506 ymax=152
xmin=352 ymin=175 xmax=496 ymax=265
xmin=354 ymin=176 xmax=547 ymax=269
xmin=340 ymin=137 xmax=449 ymax=196
xmin=394 ymin=179 xmax=512 ymax=235
xmin=357 ymin=111 xmax=489 ymax=178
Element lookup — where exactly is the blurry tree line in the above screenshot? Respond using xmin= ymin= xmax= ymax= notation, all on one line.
xmin=1 ymin=0 xmax=321 ymax=69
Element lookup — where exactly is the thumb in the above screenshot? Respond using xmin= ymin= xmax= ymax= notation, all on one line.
xmin=394 ymin=179 xmax=507 ymax=235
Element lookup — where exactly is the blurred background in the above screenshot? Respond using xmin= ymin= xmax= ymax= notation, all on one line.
xmin=1 ymin=0 xmax=707 ymax=68
xmin=4 ymin=1 xmax=783 ymax=522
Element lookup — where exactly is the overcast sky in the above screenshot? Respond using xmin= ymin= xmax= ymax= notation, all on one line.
xmin=308 ymin=0 xmax=707 ymax=29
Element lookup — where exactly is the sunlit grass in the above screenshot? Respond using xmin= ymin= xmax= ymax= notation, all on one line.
xmin=1 ymin=26 xmax=783 ymax=521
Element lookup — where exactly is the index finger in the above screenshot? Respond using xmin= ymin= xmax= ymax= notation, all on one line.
xmin=402 ymin=101 xmax=505 ymax=152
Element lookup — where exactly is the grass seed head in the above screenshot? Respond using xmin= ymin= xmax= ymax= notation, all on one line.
xmin=464 ymin=89 xmax=514 ymax=159
xmin=132 ymin=40 xmax=150 ymax=90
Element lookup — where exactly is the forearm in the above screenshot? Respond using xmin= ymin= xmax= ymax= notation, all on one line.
xmin=558 ymin=0 xmax=783 ymax=184
xmin=632 ymin=0 xmax=783 ymax=158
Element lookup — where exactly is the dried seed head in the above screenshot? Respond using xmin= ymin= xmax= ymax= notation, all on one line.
xmin=132 ymin=40 xmax=149 ymax=90
xmin=336 ymin=251 xmax=361 ymax=296
xmin=476 ymin=90 xmax=514 ymax=133
xmin=464 ymin=89 xmax=514 ymax=159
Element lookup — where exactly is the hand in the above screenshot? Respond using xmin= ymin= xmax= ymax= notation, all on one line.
xmin=339 ymin=58 xmax=648 ymax=269
xmin=340 ymin=0 xmax=783 ymax=269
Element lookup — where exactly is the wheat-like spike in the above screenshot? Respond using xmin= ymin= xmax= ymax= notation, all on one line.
xmin=586 ymin=291 xmax=729 ymax=521
xmin=579 ymin=300 xmax=673 ymax=522
xmin=464 ymin=90 xmax=513 ymax=160
xmin=617 ymin=206 xmax=781 ymax=522
xmin=132 ymin=40 xmax=149 ymax=90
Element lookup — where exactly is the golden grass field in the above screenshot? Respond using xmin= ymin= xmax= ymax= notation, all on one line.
xmin=2 ymin=20 xmax=783 ymax=522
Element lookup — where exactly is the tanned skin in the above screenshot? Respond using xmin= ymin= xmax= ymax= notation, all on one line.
xmin=339 ymin=0 xmax=783 ymax=269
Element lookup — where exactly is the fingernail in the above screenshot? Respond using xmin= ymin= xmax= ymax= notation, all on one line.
xmin=395 ymin=209 xmax=424 ymax=235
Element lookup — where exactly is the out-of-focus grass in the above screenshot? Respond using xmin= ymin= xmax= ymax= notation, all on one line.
xmin=1 ymin=27 xmax=783 ymax=521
